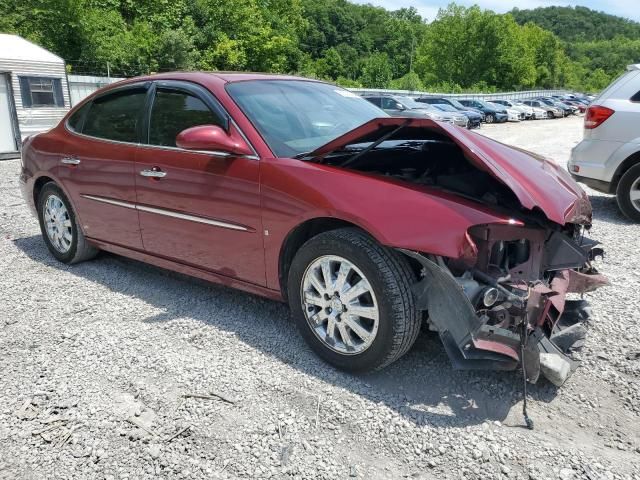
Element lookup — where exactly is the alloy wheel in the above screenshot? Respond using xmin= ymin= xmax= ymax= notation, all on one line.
xmin=630 ymin=177 xmax=640 ymax=213
xmin=43 ymin=194 xmax=73 ymax=253
xmin=301 ymin=255 xmax=379 ymax=355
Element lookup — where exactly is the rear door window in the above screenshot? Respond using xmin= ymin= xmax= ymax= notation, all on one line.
xmin=83 ymin=88 xmax=147 ymax=143
xmin=148 ymin=89 xmax=223 ymax=147
xmin=366 ymin=97 xmax=381 ymax=107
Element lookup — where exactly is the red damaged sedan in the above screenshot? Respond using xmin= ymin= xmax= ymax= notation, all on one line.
xmin=19 ymin=73 xmax=607 ymax=386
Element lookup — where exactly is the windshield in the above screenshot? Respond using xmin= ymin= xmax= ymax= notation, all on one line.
xmin=226 ymin=80 xmax=385 ymax=157
xmin=445 ymin=99 xmax=465 ymax=109
xmin=396 ymin=96 xmax=425 ymax=109
xmin=434 ymin=104 xmax=457 ymax=112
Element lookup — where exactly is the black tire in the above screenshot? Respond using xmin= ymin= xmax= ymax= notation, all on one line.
xmin=485 ymin=114 xmax=495 ymax=124
xmin=287 ymin=228 xmax=421 ymax=373
xmin=37 ymin=182 xmax=99 ymax=264
xmin=616 ymin=164 xmax=640 ymax=222
xmin=547 ymin=111 xmax=553 ymax=119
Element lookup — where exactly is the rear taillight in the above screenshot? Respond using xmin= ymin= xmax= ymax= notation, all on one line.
xmin=584 ymin=105 xmax=614 ymax=129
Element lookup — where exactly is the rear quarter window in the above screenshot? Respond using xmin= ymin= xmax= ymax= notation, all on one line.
xmin=67 ymin=103 xmax=91 ymax=133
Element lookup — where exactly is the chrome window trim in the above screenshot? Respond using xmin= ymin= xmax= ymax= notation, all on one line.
xmin=80 ymin=194 xmax=250 ymax=232
xmin=64 ymin=83 xmax=259 ymax=160
xmin=135 ymin=136 xmax=259 ymax=160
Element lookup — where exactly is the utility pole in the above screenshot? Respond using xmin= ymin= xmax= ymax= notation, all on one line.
xmin=409 ymin=35 xmax=416 ymax=73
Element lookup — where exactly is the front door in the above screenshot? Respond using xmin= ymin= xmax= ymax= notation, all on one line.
xmin=135 ymin=82 xmax=265 ymax=285
xmin=0 ymin=74 xmax=17 ymax=153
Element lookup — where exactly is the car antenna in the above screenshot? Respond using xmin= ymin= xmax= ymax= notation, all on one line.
xmin=339 ymin=119 xmax=412 ymax=169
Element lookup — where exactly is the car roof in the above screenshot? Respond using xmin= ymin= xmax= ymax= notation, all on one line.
xmin=75 ymin=71 xmax=326 ymax=107
xmin=157 ymin=71 xmax=315 ymax=83
xmin=99 ymin=71 xmax=322 ymax=94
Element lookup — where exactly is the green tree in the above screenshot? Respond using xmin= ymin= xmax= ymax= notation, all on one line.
xmin=315 ymin=47 xmax=345 ymax=79
xmin=389 ymin=72 xmax=424 ymax=91
xmin=360 ymin=52 xmax=392 ymax=88
xmin=416 ymin=5 xmax=537 ymax=90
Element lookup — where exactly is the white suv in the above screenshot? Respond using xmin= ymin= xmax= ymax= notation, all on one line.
xmin=569 ymin=64 xmax=640 ymax=221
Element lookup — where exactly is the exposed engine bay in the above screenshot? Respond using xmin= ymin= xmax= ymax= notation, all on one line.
xmin=322 ymin=137 xmax=523 ymax=213
xmin=317 ymin=133 xmax=609 ymax=387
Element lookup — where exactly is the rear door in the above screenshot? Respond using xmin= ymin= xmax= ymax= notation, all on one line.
xmin=60 ymin=84 xmax=148 ymax=249
xmin=134 ymin=81 xmax=265 ymax=284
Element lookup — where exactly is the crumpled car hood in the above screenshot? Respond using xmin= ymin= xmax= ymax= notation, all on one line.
xmin=307 ymin=117 xmax=591 ymax=225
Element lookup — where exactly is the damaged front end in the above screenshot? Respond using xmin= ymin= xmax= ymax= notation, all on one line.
xmin=304 ymin=116 xmax=609 ymax=386
xmin=400 ymin=223 xmax=608 ymax=387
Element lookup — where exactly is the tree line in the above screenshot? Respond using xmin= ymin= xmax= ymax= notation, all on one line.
xmin=1 ymin=0 xmax=638 ymax=93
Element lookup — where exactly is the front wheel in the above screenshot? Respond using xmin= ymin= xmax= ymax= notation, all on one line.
xmin=485 ymin=114 xmax=495 ymax=124
xmin=616 ymin=164 xmax=640 ymax=222
xmin=37 ymin=182 xmax=99 ymax=264
xmin=287 ymin=228 xmax=421 ymax=372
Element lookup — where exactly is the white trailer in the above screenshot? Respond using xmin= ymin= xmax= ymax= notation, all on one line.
xmin=0 ymin=34 xmax=70 ymax=159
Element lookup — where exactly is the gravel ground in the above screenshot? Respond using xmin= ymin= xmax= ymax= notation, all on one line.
xmin=1 ymin=115 xmax=639 ymax=480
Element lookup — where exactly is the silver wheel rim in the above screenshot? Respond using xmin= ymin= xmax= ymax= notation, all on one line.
xmin=301 ymin=255 xmax=379 ymax=355
xmin=43 ymin=194 xmax=73 ymax=253
xmin=631 ymin=177 xmax=640 ymax=212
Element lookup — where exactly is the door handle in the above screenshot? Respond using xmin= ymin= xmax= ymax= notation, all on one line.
xmin=61 ymin=157 xmax=81 ymax=165
xmin=140 ymin=168 xmax=167 ymax=178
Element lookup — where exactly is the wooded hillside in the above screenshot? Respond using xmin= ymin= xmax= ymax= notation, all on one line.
xmin=1 ymin=0 xmax=638 ymax=92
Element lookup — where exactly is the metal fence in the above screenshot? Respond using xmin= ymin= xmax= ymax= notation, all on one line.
xmin=67 ymin=75 xmax=125 ymax=106
xmin=349 ymin=88 xmax=569 ymax=101
xmin=66 ymin=74 xmax=571 ymax=107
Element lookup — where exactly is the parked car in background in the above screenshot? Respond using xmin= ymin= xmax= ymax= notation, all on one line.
xmin=569 ymin=64 xmax=640 ymax=222
xmin=415 ymin=97 xmax=486 ymax=121
xmin=537 ymin=97 xmax=575 ymax=116
xmin=362 ymin=95 xmax=468 ymax=127
xmin=523 ymin=100 xmax=562 ymax=118
xmin=526 ymin=104 xmax=551 ymax=119
xmin=431 ymin=103 xmax=482 ymax=129
xmin=562 ymin=100 xmax=587 ymax=113
xmin=19 ymin=71 xmax=607 ymax=385
xmin=457 ymin=99 xmax=508 ymax=123
xmin=487 ymin=102 xmax=522 ymax=122
xmin=492 ymin=99 xmax=533 ymax=119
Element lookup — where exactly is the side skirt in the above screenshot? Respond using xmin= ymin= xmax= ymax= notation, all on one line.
xmin=87 ymin=238 xmax=284 ymax=302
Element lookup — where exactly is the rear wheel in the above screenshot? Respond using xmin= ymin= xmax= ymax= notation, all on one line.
xmin=616 ymin=164 xmax=640 ymax=222
xmin=287 ymin=228 xmax=421 ymax=372
xmin=37 ymin=182 xmax=98 ymax=264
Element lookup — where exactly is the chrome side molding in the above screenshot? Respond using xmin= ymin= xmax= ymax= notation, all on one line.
xmin=80 ymin=194 xmax=249 ymax=232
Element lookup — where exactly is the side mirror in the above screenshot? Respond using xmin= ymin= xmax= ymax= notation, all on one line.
xmin=395 ymin=103 xmax=406 ymax=110
xmin=175 ymin=125 xmax=253 ymax=156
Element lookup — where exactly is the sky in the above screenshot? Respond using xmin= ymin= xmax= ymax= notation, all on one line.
xmin=352 ymin=0 xmax=640 ymax=22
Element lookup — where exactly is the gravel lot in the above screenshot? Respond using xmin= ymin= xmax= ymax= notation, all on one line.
xmin=1 ymin=116 xmax=639 ymax=480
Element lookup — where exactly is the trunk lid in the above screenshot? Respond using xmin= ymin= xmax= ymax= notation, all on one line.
xmin=306 ymin=117 xmax=591 ymax=225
